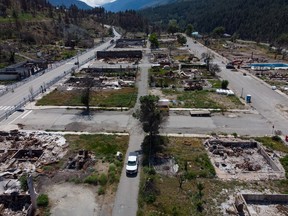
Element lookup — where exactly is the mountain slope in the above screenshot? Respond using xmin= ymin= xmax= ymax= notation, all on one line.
xmin=103 ymin=0 xmax=175 ymax=12
xmin=140 ymin=0 xmax=288 ymax=42
xmin=47 ymin=0 xmax=93 ymax=9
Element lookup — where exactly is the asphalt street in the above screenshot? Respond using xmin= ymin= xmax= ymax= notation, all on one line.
xmin=0 ymin=28 xmax=121 ymax=121
xmin=186 ymin=36 xmax=288 ymax=135
xmin=0 ymin=108 xmax=272 ymax=137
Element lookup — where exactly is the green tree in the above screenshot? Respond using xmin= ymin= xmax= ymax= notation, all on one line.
xmin=212 ymin=26 xmax=225 ymax=38
xmin=177 ymin=34 xmax=187 ymax=45
xmin=138 ymin=95 xmax=166 ymax=165
xmin=185 ymin=24 xmax=193 ymax=36
xmin=276 ymin=33 xmax=288 ymax=60
xmin=221 ymin=80 xmax=229 ymax=89
xmin=139 ymin=95 xmax=162 ymax=137
xmin=81 ymin=77 xmax=94 ymax=114
xmin=167 ymin=19 xmax=179 ymax=35
xmin=149 ymin=33 xmax=159 ymax=48
xmin=108 ymin=27 xmax=114 ymax=37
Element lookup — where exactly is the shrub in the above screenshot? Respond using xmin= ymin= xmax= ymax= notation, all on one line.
xmin=143 ymin=167 xmax=156 ymax=175
xmin=84 ymin=174 xmax=98 ymax=185
xmin=272 ymin=135 xmax=282 ymax=142
xmin=37 ymin=194 xmax=49 ymax=207
xmin=232 ymin=132 xmax=238 ymax=138
xmin=109 ymin=163 xmax=116 ymax=173
xmin=98 ymin=186 xmax=105 ymax=195
xmin=185 ymin=171 xmax=197 ymax=180
xmin=109 ymin=171 xmax=116 ymax=184
xmin=98 ymin=173 xmax=108 ymax=186
xmin=144 ymin=193 xmax=156 ymax=204
xmin=221 ymin=80 xmax=229 ymax=89
xmin=19 ymin=174 xmax=28 ymax=191
xmin=280 ymin=155 xmax=288 ymax=178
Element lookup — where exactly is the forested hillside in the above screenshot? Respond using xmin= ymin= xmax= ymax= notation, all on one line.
xmin=103 ymin=0 xmax=175 ymax=12
xmin=140 ymin=0 xmax=288 ymax=43
xmin=47 ymin=0 xmax=92 ymax=10
xmin=0 ymin=0 xmax=147 ymax=68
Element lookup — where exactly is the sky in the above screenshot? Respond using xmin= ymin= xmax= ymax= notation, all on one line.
xmin=78 ymin=0 xmax=116 ymax=7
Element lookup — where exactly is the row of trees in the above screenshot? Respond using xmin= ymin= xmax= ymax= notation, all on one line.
xmin=141 ymin=0 xmax=288 ymax=44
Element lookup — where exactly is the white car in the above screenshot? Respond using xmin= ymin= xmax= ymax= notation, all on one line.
xmin=126 ymin=152 xmax=139 ymax=175
xmin=272 ymin=86 xmax=277 ymax=90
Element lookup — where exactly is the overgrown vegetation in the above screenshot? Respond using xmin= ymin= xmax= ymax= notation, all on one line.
xmin=162 ymin=89 xmax=244 ymax=109
xmin=255 ymin=136 xmax=288 ymax=153
xmin=36 ymin=87 xmax=137 ymax=108
xmin=138 ymin=136 xmax=288 ymax=216
xmin=19 ymin=174 xmax=28 ymax=191
xmin=280 ymin=156 xmax=288 ymax=178
xmin=65 ymin=134 xmax=128 ymax=161
xmin=63 ymin=134 xmax=128 ymax=197
xmin=37 ymin=194 xmax=49 ymax=207
xmin=138 ymin=137 xmax=217 ymax=216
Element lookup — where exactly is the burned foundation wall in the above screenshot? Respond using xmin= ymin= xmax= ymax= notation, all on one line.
xmin=242 ymin=194 xmax=288 ymax=204
xmin=0 ymin=194 xmax=31 ymax=211
xmin=115 ymin=39 xmax=144 ymax=47
xmin=97 ymin=50 xmax=142 ymax=59
xmin=257 ymin=145 xmax=281 ymax=171
xmin=82 ymin=67 xmax=137 ymax=74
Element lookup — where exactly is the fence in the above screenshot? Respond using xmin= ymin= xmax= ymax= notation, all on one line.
xmin=0 ymin=39 xmax=111 ymax=122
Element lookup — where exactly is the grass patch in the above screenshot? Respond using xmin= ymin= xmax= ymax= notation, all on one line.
xmin=36 ymin=87 xmax=137 ymax=108
xmin=208 ymin=79 xmax=222 ymax=88
xmin=162 ymin=89 xmax=244 ymax=109
xmin=84 ymin=174 xmax=98 ymax=185
xmin=255 ymin=136 xmax=288 ymax=153
xmin=165 ymin=137 xmax=216 ymax=178
xmin=280 ymin=155 xmax=288 ymax=178
xmin=65 ymin=134 xmax=128 ymax=161
xmin=37 ymin=194 xmax=49 ymax=207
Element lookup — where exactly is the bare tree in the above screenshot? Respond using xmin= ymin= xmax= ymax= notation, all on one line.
xmin=29 ymin=86 xmax=34 ymax=101
xmin=208 ymin=63 xmax=221 ymax=76
xmin=201 ymin=52 xmax=215 ymax=71
xmin=81 ymin=77 xmax=94 ymax=114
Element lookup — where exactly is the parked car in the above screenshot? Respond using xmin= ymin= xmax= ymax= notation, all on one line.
xmin=272 ymin=86 xmax=277 ymax=90
xmin=126 ymin=152 xmax=139 ymax=175
xmin=226 ymin=63 xmax=235 ymax=69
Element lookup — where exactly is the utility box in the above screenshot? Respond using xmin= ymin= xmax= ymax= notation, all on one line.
xmin=246 ymin=94 xmax=251 ymax=103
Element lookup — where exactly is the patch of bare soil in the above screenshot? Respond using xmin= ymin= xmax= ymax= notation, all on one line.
xmin=149 ymin=88 xmax=177 ymax=100
xmin=208 ymin=93 xmax=245 ymax=109
xmin=46 ymin=182 xmax=99 ymax=216
xmin=276 ymin=104 xmax=288 ymax=119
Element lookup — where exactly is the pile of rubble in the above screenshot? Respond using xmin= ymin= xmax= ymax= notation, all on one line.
xmin=66 ymin=150 xmax=95 ymax=170
xmin=204 ymin=138 xmax=285 ymax=180
xmin=0 ymin=130 xmax=67 ymax=175
xmin=0 ymin=130 xmax=68 ymax=215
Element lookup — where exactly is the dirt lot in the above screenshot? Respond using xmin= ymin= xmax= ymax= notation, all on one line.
xmin=46 ymin=183 xmax=100 ymax=216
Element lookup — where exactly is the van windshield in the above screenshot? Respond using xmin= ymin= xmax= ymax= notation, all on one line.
xmin=128 ymin=161 xmax=136 ymax=166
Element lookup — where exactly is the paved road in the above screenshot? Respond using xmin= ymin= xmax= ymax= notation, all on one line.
xmin=112 ymin=48 xmax=150 ymax=216
xmin=0 ymin=29 xmax=121 ymax=121
xmin=186 ymin=36 xmax=288 ymax=136
xmin=0 ymin=109 xmax=271 ymax=137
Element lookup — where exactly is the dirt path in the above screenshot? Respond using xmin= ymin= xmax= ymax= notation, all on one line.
xmin=47 ymin=183 xmax=99 ymax=216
